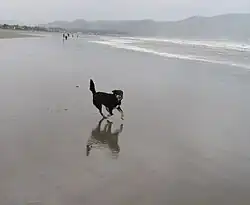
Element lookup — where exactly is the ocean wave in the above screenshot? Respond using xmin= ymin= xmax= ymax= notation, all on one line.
xmin=123 ymin=37 xmax=250 ymax=52
xmin=89 ymin=40 xmax=250 ymax=69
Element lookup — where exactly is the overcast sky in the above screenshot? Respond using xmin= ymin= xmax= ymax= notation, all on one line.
xmin=0 ymin=0 xmax=250 ymax=24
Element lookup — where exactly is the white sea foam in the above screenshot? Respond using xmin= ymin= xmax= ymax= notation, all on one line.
xmin=89 ymin=40 xmax=250 ymax=69
xmin=123 ymin=37 xmax=250 ymax=52
xmin=99 ymin=37 xmax=140 ymax=44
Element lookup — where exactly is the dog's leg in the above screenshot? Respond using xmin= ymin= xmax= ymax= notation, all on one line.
xmin=94 ymin=100 xmax=106 ymax=118
xmin=99 ymin=107 xmax=106 ymax=119
xmin=106 ymin=107 xmax=111 ymax=117
xmin=105 ymin=107 xmax=109 ymax=112
xmin=107 ymin=107 xmax=114 ymax=118
xmin=117 ymin=106 xmax=124 ymax=120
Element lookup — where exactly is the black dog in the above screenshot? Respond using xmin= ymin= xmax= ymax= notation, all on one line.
xmin=89 ymin=79 xmax=124 ymax=119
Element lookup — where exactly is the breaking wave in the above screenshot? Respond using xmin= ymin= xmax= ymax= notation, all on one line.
xmin=89 ymin=39 xmax=250 ymax=69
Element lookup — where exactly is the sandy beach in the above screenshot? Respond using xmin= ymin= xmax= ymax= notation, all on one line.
xmin=0 ymin=29 xmax=37 ymax=39
xmin=0 ymin=36 xmax=250 ymax=205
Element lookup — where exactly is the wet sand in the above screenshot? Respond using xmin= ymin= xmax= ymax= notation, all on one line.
xmin=0 ymin=29 xmax=36 ymax=39
xmin=1 ymin=36 xmax=250 ymax=205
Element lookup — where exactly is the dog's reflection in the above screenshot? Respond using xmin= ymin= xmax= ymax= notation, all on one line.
xmin=86 ymin=118 xmax=123 ymax=158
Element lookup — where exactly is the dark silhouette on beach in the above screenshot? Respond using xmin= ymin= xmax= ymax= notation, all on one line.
xmin=86 ymin=118 xmax=123 ymax=158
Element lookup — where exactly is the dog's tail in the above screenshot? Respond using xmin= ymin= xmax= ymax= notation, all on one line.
xmin=89 ymin=79 xmax=96 ymax=95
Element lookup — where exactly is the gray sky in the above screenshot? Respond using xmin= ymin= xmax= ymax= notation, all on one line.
xmin=0 ymin=0 xmax=250 ymax=24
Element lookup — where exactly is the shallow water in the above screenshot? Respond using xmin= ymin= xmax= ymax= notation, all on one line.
xmin=0 ymin=36 xmax=250 ymax=205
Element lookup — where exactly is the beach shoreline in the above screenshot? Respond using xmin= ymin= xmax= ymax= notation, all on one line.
xmin=0 ymin=29 xmax=38 ymax=39
xmin=0 ymin=36 xmax=250 ymax=205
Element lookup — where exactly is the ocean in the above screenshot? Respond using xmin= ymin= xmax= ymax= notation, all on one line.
xmin=89 ymin=36 xmax=250 ymax=70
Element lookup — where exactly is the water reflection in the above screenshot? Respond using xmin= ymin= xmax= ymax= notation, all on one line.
xmin=86 ymin=118 xmax=123 ymax=158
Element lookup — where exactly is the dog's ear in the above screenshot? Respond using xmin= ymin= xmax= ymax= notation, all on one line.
xmin=112 ymin=90 xmax=117 ymax=94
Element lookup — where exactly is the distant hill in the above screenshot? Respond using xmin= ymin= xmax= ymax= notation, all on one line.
xmin=46 ymin=13 xmax=250 ymax=40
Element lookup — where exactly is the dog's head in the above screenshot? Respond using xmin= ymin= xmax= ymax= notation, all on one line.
xmin=112 ymin=90 xmax=123 ymax=102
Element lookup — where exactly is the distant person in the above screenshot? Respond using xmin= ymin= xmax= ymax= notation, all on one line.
xmin=63 ymin=33 xmax=68 ymax=40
